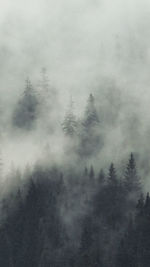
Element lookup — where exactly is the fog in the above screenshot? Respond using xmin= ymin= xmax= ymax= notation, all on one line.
xmin=0 ymin=0 xmax=150 ymax=187
xmin=0 ymin=3 xmax=150 ymax=266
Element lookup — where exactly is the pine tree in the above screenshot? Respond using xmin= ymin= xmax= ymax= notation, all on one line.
xmin=108 ymin=163 xmax=117 ymax=185
xmin=83 ymin=94 xmax=99 ymax=129
xmin=78 ymin=94 xmax=100 ymax=156
xmin=124 ymin=153 xmax=140 ymax=193
xmin=13 ymin=78 xmax=39 ymax=130
xmin=62 ymin=97 xmax=77 ymax=136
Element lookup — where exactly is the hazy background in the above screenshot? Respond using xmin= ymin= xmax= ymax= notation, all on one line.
xmin=0 ymin=0 xmax=150 ymax=187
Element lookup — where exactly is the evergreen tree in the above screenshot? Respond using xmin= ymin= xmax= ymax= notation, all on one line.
xmin=108 ymin=163 xmax=117 ymax=185
xmin=124 ymin=153 xmax=140 ymax=193
xmin=0 ymin=157 xmax=147 ymax=267
xmin=62 ymin=97 xmax=77 ymax=136
xmin=78 ymin=94 xmax=101 ymax=157
xmin=13 ymin=78 xmax=39 ymax=130
xmin=83 ymin=94 xmax=99 ymax=128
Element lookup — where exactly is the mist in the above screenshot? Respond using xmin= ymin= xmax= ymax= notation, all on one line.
xmin=0 ymin=2 xmax=150 ymax=266
xmin=0 ymin=0 xmax=149 ymax=180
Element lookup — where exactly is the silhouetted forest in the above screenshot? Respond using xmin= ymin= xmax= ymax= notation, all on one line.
xmin=0 ymin=150 xmax=148 ymax=267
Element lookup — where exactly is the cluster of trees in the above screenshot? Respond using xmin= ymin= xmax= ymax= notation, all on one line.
xmin=12 ymin=68 xmax=57 ymax=131
xmin=116 ymin=193 xmax=150 ymax=267
xmin=62 ymin=93 xmax=102 ymax=156
xmin=62 ymin=94 xmax=99 ymax=137
xmin=11 ymin=72 xmax=101 ymax=161
xmin=12 ymin=72 xmax=103 ymax=157
xmin=0 ymin=153 xmax=148 ymax=266
xmin=12 ymin=69 xmax=100 ymax=139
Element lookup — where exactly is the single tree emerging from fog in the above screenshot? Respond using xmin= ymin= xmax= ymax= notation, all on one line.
xmin=83 ymin=94 xmax=99 ymax=128
xmin=62 ymin=97 xmax=77 ymax=136
xmin=108 ymin=163 xmax=117 ymax=185
xmin=124 ymin=153 xmax=140 ymax=193
xmin=78 ymin=94 xmax=101 ymax=157
xmin=13 ymin=78 xmax=39 ymax=130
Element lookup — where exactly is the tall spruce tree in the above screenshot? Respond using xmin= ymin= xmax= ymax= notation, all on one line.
xmin=83 ymin=94 xmax=99 ymax=129
xmin=13 ymin=78 xmax=39 ymax=130
xmin=78 ymin=93 xmax=101 ymax=156
xmin=62 ymin=97 xmax=77 ymax=136
xmin=108 ymin=163 xmax=117 ymax=185
xmin=124 ymin=153 xmax=140 ymax=193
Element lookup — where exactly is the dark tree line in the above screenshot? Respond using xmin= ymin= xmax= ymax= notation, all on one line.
xmin=0 ymin=153 xmax=148 ymax=266
xmin=116 ymin=193 xmax=150 ymax=267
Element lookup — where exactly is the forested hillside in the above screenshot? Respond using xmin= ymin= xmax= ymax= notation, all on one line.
xmin=0 ymin=150 xmax=148 ymax=267
xmin=1 ymin=1 xmax=150 ymax=265
xmin=0 ymin=70 xmax=148 ymax=266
